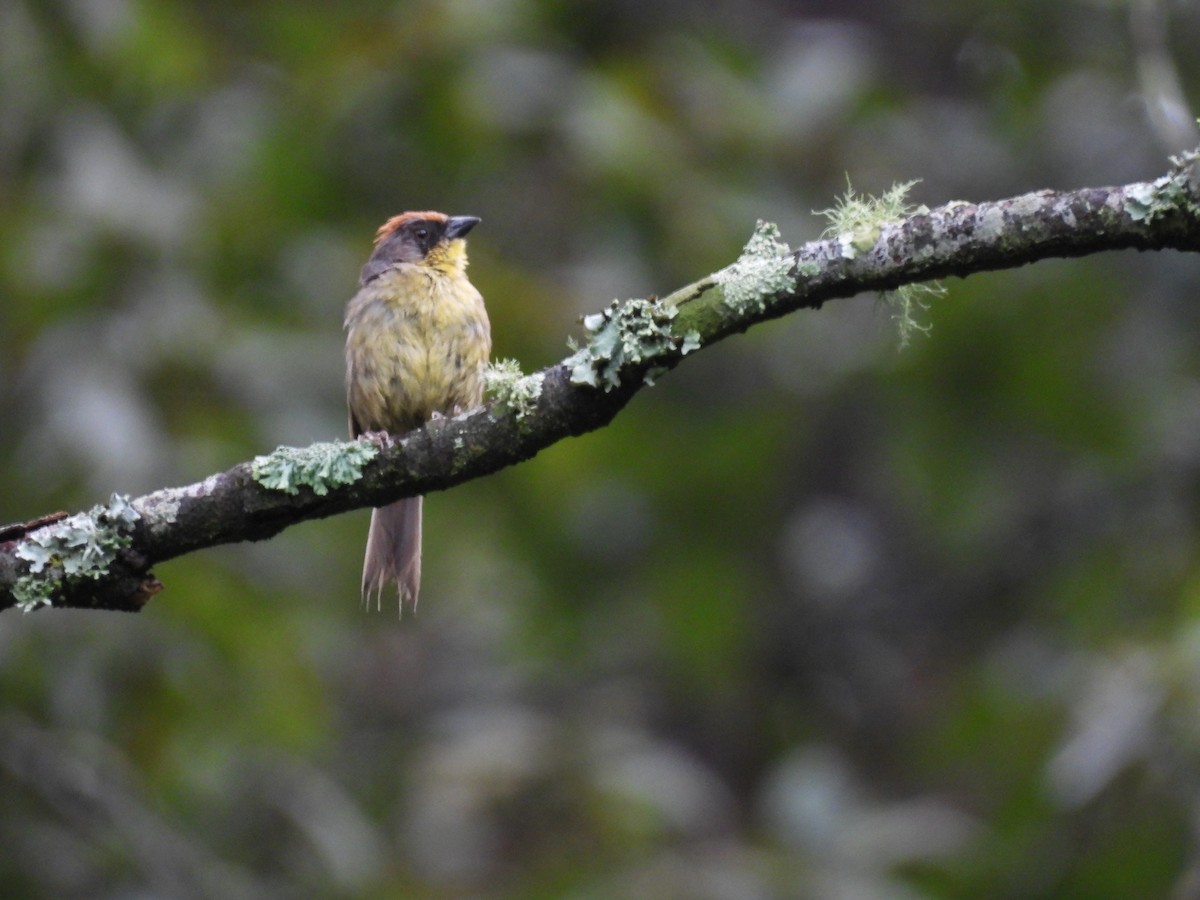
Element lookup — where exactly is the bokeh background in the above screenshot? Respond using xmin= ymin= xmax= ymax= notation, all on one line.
xmin=4 ymin=0 xmax=1200 ymax=897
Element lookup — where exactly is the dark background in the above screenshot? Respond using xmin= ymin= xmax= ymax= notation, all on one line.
xmin=3 ymin=1 xmax=1200 ymax=896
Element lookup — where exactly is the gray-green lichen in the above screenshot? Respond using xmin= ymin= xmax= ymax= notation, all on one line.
xmin=133 ymin=474 xmax=224 ymax=541
xmin=136 ymin=491 xmax=181 ymax=526
xmin=1126 ymin=147 xmax=1200 ymax=223
xmin=13 ymin=494 xmax=141 ymax=612
xmin=251 ymin=440 xmax=378 ymax=496
xmin=716 ymin=220 xmax=798 ymax=312
xmin=484 ymin=358 xmax=544 ymax=419
xmin=567 ymin=298 xmax=696 ymax=391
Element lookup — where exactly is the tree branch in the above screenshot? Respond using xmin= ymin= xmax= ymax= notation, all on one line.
xmin=5 ymin=154 xmax=1199 ymax=612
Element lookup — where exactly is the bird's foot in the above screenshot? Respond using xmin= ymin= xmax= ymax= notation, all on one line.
xmin=358 ymin=430 xmax=393 ymax=449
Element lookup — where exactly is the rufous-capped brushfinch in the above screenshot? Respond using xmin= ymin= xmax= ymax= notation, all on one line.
xmin=344 ymin=211 xmax=491 ymax=612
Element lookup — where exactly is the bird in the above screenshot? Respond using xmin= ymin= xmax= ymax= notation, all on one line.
xmin=344 ymin=211 xmax=491 ymax=613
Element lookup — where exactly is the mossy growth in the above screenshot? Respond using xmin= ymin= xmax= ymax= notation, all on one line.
xmin=251 ymin=440 xmax=378 ymax=496
xmin=13 ymin=494 xmax=141 ymax=612
xmin=817 ymin=178 xmax=937 ymax=348
xmin=484 ymin=358 xmax=544 ymax=419
xmin=817 ymin=179 xmax=922 ymax=257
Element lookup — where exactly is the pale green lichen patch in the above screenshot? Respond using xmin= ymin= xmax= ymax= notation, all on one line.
xmin=1125 ymin=182 xmax=1157 ymax=221
xmin=136 ymin=492 xmax=181 ymax=526
xmin=975 ymin=205 xmax=1007 ymax=242
xmin=1127 ymin=147 xmax=1200 ymax=222
xmin=133 ymin=476 xmax=224 ymax=539
xmin=716 ymin=220 xmax=797 ymax=312
xmin=251 ymin=440 xmax=377 ymax=496
xmin=567 ymin=298 xmax=686 ymax=391
xmin=13 ymin=494 xmax=141 ymax=612
xmin=1007 ymin=192 xmax=1047 ymax=219
xmin=484 ymin=358 xmax=544 ymax=419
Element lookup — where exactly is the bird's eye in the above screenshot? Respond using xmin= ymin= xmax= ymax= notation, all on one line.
xmin=415 ymin=228 xmax=429 ymax=240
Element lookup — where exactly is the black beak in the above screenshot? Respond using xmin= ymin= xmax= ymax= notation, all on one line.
xmin=445 ymin=215 xmax=481 ymax=239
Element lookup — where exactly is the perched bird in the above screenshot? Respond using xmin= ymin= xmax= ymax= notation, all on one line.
xmin=344 ymin=211 xmax=491 ymax=612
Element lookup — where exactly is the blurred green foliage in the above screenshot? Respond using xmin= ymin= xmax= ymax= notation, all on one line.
xmin=3 ymin=0 xmax=1200 ymax=897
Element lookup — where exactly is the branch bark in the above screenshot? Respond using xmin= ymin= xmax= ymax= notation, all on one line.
xmin=5 ymin=157 xmax=1199 ymax=612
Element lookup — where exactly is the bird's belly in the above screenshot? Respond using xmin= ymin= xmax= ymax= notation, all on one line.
xmin=345 ymin=275 xmax=490 ymax=434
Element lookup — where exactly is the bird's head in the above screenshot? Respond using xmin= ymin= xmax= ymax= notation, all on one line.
xmin=360 ymin=211 xmax=480 ymax=284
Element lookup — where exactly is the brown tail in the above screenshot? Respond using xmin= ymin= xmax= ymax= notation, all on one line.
xmin=361 ymin=497 xmax=423 ymax=614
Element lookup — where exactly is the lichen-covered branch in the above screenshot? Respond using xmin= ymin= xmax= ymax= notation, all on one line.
xmin=3 ymin=151 xmax=1199 ymax=612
